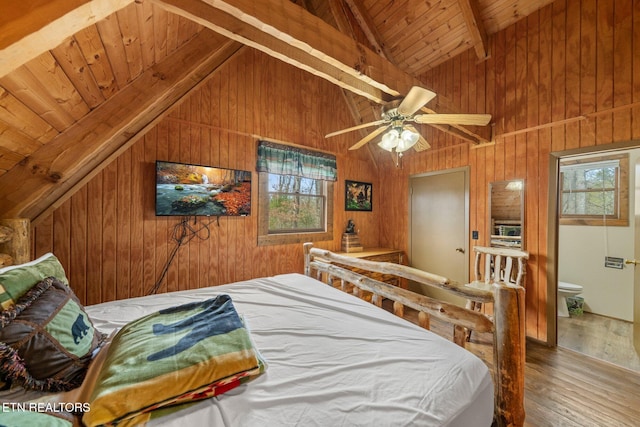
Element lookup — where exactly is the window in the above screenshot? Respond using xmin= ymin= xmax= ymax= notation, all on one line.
xmin=256 ymin=141 xmax=336 ymax=245
xmin=559 ymin=153 xmax=629 ymax=226
xmin=258 ymin=172 xmax=334 ymax=245
xmin=268 ymin=174 xmax=326 ymax=233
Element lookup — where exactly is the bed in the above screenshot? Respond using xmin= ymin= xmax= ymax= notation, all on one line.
xmin=0 ymin=222 xmax=525 ymax=427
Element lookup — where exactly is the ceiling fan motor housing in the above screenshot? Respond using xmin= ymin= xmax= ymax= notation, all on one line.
xmin=381 ymin=100 xmax=406 ymax=121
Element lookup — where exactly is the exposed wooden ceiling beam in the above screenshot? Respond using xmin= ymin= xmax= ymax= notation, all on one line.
xmin=328 ymin=0 xmax=355 ymax=39
xmin=342 ymin=0 xmax=394 ymax=61
xmin=458 ymin=0 xmax=489 ymax=60
xmin=153 ymin=0 xmax=405 ymax=104
xmin=0 ymin=0 xmax=134 ymax=78
xmin=0 ymin=0 xmax=491 ymax=173
xmin=326 ymin=0 xmax=380 ymax=166
xmin=326 ymin=0 xmax=379 ymax=124
xmin=0 ymin=119 xmax=44 ymax=173
xmin=332 ymin=0 xmax=489 ymax=147
xmin=0 ymin=32 xmax=244 ymax=221
xmin=0 ymin=0 xmax=87 ymax=49
xmin=154 ymin=0 xmax=489 ymax=143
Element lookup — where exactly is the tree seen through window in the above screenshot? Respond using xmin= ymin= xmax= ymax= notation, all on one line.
xmin=267 ymin=174 xmax=325 ymax=233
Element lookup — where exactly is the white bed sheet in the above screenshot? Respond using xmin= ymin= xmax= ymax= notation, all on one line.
xmin=85 ymin=273 xmax=493 ymax=427
xmin=3 ymin=273 xmax=493 ymax=426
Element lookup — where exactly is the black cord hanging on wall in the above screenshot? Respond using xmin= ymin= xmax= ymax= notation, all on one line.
xmin=147 ymin=215 xmax=219 ymax=295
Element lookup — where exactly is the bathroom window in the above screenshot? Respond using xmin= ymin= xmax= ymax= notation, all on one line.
xmin=559 ymin=153 xmax=629 ymax=226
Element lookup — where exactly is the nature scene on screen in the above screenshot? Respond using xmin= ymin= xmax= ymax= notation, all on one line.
xmin=156 ymin=162 xmax=251 ymax=216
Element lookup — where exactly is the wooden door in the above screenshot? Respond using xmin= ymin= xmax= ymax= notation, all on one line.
xmin=409 ymin=169 xmax=469 ymax=304
xmin=635 ymin=157 xmax=640 ymax=355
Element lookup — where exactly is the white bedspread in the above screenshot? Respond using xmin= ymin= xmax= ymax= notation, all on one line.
xmin=4 ymin=273 xmax=493 ymax=426
xmin=85 ymin=273 xmax=494 ymax=427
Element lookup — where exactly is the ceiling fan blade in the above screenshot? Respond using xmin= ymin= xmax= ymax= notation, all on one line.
xmin=349 ymin=126 xmax=389 ymax=150
xmin=404 ymin=125 xmax=431 ymax=151
xmin=397 ymin=86 xmax=437 ymax=116
xmin=325 ymin=119 xmax=387 ymax=138
xmin=413 ymin=113 xmax=492 ymax=126
xmin=414 ymin=134 xmax=431 ymax=151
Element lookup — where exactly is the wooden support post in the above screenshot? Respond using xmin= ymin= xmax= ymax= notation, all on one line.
xmin=0 ymin=225 xmax=14 ymax=267
xmin=453 ymin=325 xmax=467 ymax=347
xmin=393 ymin=301 xmax=404 ymax=318
xmin=353 ymin=286 xmax=361 ymax=298
xmin=0 ymin=218 xmax=30 ymax=265
xmin=492 ymin=282 xmax=526 ymax=427
xmin=371 ymin=294 xmax=382 ymax=307
xmin=418 ymin=311 xmax=430 ymax=330
xmin=303 ymin=242 xmax=312 ymax=276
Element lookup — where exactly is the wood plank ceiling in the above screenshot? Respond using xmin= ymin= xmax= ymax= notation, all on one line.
xmin=0 ymin=0 xmax=554 ymax=221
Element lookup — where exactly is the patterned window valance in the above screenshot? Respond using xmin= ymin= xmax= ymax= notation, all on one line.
xmin=256 ymin=141 xmax=337 ymax=181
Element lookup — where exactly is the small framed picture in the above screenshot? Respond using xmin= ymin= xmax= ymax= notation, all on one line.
xmin=345 ymin=180 xmax=372 ymax=211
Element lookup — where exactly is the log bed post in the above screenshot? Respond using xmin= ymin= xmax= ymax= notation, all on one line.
xmin=0 ymin=218 xmax=30 ymax=267
xmin=303 ymin=243 xmax=312 ymax=276
xmin=493 ymin=281 xmax=526 ymax=427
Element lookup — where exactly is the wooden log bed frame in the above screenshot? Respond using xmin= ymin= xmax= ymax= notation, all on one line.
xmin=303 ymin=242 xmax=526 ymax=427
xmin=0 ymin=219 xmax=524 ymax=426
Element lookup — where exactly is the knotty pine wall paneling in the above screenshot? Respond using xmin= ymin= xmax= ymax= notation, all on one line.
xmin=32 ymin=48 xmax=379 ymax=305
xmin=376 ymin=0 xmax=640 ymax=343
xmin=29 ymin=0 xmax=640 ymax=344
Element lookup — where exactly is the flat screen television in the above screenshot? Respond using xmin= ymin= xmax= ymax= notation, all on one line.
xmin=155 ymin=160 xmax=251 ymax=216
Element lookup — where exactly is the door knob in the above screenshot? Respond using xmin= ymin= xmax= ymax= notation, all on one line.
xmin=625 ymin=259 xmax=639 ymax=265
xmin=456 ymin=248 xmax=465 ymax=254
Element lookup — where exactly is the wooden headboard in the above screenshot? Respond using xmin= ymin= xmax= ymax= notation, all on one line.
xmin=303 ymin=242 xmax=526 ymax=427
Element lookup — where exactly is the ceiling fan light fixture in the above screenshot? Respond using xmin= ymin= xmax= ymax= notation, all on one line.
xmin=396 ymin=128 xmax=419 ymax=152
xmin=378 ymin=129 xmax=400 ymax=151
xmin=327 ymin=86 xmax=492 ymax=152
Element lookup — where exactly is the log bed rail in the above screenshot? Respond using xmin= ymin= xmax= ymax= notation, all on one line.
xmin=303 ymin=242 xmax=526 ymax=427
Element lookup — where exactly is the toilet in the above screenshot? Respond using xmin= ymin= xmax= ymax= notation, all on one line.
xmin=558 ymin=281 xmax=583 ymax=317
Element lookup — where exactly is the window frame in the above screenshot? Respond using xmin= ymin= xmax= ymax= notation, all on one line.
xmin=559 ymin=153 xmax=629 ymax=226
xmin=257 ymin=171 xmax=334 ymax=246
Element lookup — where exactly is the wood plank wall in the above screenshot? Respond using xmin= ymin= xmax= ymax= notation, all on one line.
xmin=32 ymin=48 xmax=380 ymax=306
xmin=376 ymin=0 xmax=640 ymax=342
xmin=30 ymin=0 xmax=640 ymax=343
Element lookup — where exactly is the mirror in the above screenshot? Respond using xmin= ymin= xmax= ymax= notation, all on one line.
xmin=489 ymin=180 xmax=524 ymax=249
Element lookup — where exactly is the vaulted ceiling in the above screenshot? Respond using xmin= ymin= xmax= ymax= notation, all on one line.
xmin=0 ymin=0 xmax=554 ymax=221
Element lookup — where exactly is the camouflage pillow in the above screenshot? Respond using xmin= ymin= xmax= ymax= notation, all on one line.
xmin=0 ymin=277 xmax=106 ymax=392
xmin=0 ymin=253 xmax=68 ymax=311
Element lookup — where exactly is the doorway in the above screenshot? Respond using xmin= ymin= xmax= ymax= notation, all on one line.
xmin=408 ymin=168 xmax=469 ymax=304
xmin=550 ymin=144 xmax=640 ymax=372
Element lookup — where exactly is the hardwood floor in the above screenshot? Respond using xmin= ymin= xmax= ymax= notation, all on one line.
xmin=558 ymin=312 xmax=640 ymax=373
xmin=383 ymin=303 xmax=640 ymax=426
xmin=523 ymin=342 xmax=640 ymax=427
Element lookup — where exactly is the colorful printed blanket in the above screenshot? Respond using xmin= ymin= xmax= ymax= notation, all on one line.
xmin=82 ymin=294 xmax=266 ymax=427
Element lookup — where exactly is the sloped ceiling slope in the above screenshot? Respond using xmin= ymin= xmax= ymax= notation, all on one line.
xmin=0 ymin=0 xmax=553 ymax=221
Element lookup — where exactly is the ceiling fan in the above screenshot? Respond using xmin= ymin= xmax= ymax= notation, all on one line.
xmin=325 ymin=86 xmax=492 ymax=154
